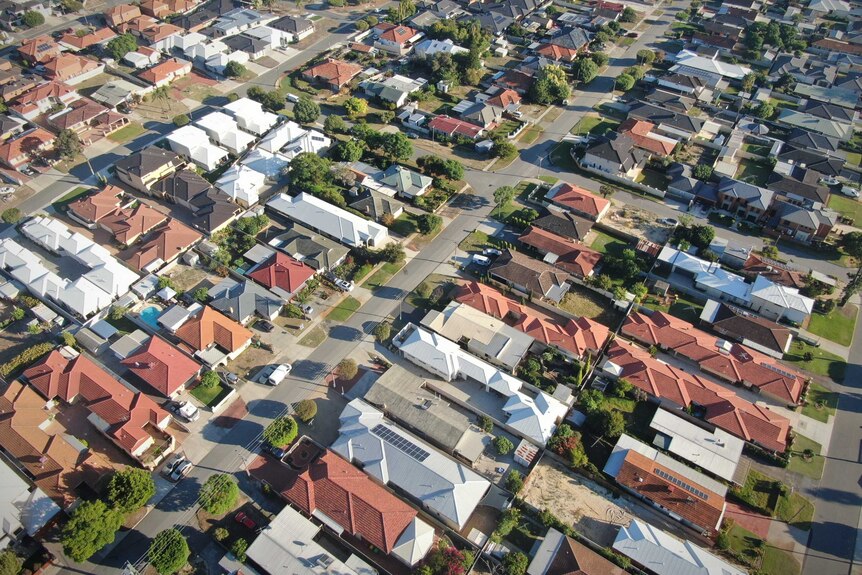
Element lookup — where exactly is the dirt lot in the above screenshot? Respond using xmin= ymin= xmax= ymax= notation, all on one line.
xmin=605 ymin=199 xmax=674 ymax=243
xmin=163 ymin=263 xmax=211 ymax=292
xmin=522 ymin=458 xmax=632 ymax=547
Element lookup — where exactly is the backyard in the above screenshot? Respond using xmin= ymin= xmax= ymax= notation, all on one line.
xmin=827 ymin=194 xmax=862 ymax=224
xmin=734 ymin=159 xmax=772 ymax=186
xmin=558 ymin=285 xmax=619 ymax=326
xmin=806 ymin=304 xmax=857 ymax=346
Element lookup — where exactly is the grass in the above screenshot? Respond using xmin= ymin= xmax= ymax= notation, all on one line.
xmin=298 ymin=326 xmax=327 ymax=348
xmin=742 ymin=142 xmax=772 ymax=156
xmin=558 ymin=285 xmax=618 ymax=326
xmin=642 ymin=293 xmax=705 ymax=324
xmin=776 ymin=491 xmax=814 ymax=527
xmin=726 ymin=524 xmax=800 ymax=575
xmin=493 ymin=119 xmax=521 ymax=137
xmin=617 ymin=36 xmax=636 ymax=47
xmin=828 ymin=193 xmax=862 ymax=223
xmin=363 ymin=262 xmax=404 ymax=290
xmin=408 ymin=273 xmax=456 ymax=311
xmin=635 ymin=168 xmax=667 ymax=190
xmin=190 ymin=383 xmax=230 ymax=407
xmin=802 ymin=382 xmax=838 ymax=423
xmin=51 ymin=186 xmax=91 ymax=211
xmin=783 ymin=341 xmax=846 ymax=382
xmin=326 ymin=296 xmax=361 ymax=322
xmin=787 ymin=433 xmax=825 ymax=480
xmin=589 ymin=230 xmax=629 ymax=258
xmin=571 ymin=116 xmax=620 ymax=136
xmin=762 ymin=546 xmax=801 ymax=575
xmin=458 ymin=230 xmax=506 ymax=253
xmin=538 ymin=175 xmax=558 ymax=185
xmin=732 ymin=469 xmax=777 ymax=514
xmin=734 ymin=159 xmax=772 ymax=187
xmin=107 ymin=122 xmax=147 ymax=143
xmin=519 ymin=125 xmax=542 ymax=144
xmin=390 ymin=212 xmax=419 ymax=237
xmin=846 ymin=151 xmax=862 ymax=167
xmin=806 ymin=304 xmax=857 ymax=346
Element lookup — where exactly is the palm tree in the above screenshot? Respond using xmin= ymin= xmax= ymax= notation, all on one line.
xmin=152 ymin=86 xmax=171 ymax=113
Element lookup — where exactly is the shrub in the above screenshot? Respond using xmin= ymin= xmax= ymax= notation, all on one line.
xmin=263 ymin=416 xmax=298 ymax=447
xmin=224 ymin=60 xmax=246 ymax=78
xmin=478 ymin=414 xmax=494 ymax=433
xmin=214 ymin=527 xmax=229 ymax=542
xmin=493 ymin=508 xmax=521 ymax=541
xmin=231 ymin=538 xmax=248 ymax=562
xmin=61 ymin=331 xmax=77 ymax=348
xmin=505 ymin=470 xmax=524 ymax=494
xmin=503 ymin=551 xmax=529 ymax=575
xmin=1 ymin=208 xmax=21 ymax=224
xmin=200 ymin=370 xmax=220 ymax=389
xmin=108 ymin=467 xmax=156 ymax=513
xmin=337 ymin=358 xmax=358 ymax=380
xmin=295 ymin=399 xmax=317 ymax=422
xmin=0 ymin=342 xmax=53 ymax=377
xmin=172 ymin=114 xmax=190 ymax=127
xmin=494 ymin=435 xmax=514 ymax=455
xmin=148 ymin=528 xmax=189 ymax=575
xmin=199 ymin=474 xmax=239 ymax=515
xmin=373 ymin=322 xmax=391 ymax=342
xmin=22 ymin=10 xmax=45 ymax=27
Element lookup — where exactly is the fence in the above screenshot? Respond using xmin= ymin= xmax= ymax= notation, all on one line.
xmin=577 ymin=161 xmax=666 ymax=198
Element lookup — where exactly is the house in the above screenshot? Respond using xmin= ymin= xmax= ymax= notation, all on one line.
xmin=547 ymin=27 xmax=590 ymax=52
xmin=48 ymin=99 xmax=130 ymax=144
xmin=528 ymin=528 xmax=626 ymax=575
xmin=9 ymin=81 xmax=80 ymax=121
xmin=621 ymin=311 xmax=804 ymax=404
xmin=0 ymin=449 xmax=62 ymax=545
xmin=373 ymin=22 xmax=420 ymax=55
xmin=776 ymin=148 xmax=844 ymax=178
xmin=605 ymin=434 xmax=727 ymax=534
xmin=268 ymin=14 xmax=314 ymax=41
xmin=185 ymin=38 xmax=228 ymax=62
xmin=99 ymin=203 xmax=168 ymax=246
xmin=210 ymin=8 xmax=274 ymax=37
xmin=266 ymin=222 xmax=349 ymax=271
xmin=209 ymin=277 xmax=282 ymax=323
xmin=801 ymin=100 xmax=857 ymax=124
xmin=152 ymin=169 xmax=212 ymax=208
xmin=536 ymin=43 xmax=579 ymax=62
xmin=24 ymin=349 xmax=173 ymax=464
xmin=770 ymin=54 xmax=837 ymax=87
xmin=259 ymin=121 xmax=331 ymax=156
xmin=215 ymin=165 xmax=264 ymax=207
xmin=427 ymin=115 xmax=484 ymax=140
xmin=123 ymin=47 xmax=161 ymax=69
xmin=545 ymin=182 xmax=611 ymax=222
xmin=375 ymin=164 xmax=433 ymax=199
xmin=348 ymin=190 xmax=405 ymax=222
xmin=175 ymin=305 xmax=253 ymax=366
xmin=240 ymin=148 xmax=289 ymax=181
xmin=138 ymin=57 xmax=192 ymax=87
xmin=362 ymin=74 xmax=427 ymax=107
xmin=115 ymin=147 xmax=181 ymax=192
xmin=105 ymin=3 xmax=142 ymax=28
xmin=614 ymin=520 xmax=746 ymax=575
xmin=519 ymin=226 xmax=601 ymax=278
xmin=18 ymin=35 xmax=62 ymax=64
xmin=165 ymin=125 xmax=229 ymax=171
xmin=775 ymin=108 xmax=853 ymax=140
xmin=421 ymin=301 xmax=534 ymax=372
xmin=0 ymin=78 xmax=39 ymax=103
xmin=793 ymin=83 xmax=858 ymax=109
xmin=249 ymin=439 xmax=435 ymax=567
xmin=302 ymin=58 xmax=362 ymax=91
xmin=490 ymin=249 xmax=572 ymax=303
xmin=649 ymin=408 xmax=744 ymax=483
xmin=140 ymin=0 xmax=199 ymax=18
xmin=267 ymin=192 xmax=389 ymax=247
xmin=626 ymin=102 xmax=704 ymax=140
xmin=473 ymin=11 xmax=513 ymax=35
xmin=222 ymin=97 xmax=279 ymax=135
xmin=90 ymin=79 xmax=142 ymax=109
xmin=582 ymin=134 xmax=648 ymax=178
xmin=59 ymin=27 xmax=117 ymax=51
xmin=413 ymin=38 xmax=468 ymax=59
xmin=242 ymin=25 xmax=292 ymax=50
xmin=222 ymin=33 xmax=270 ymax=60
xmin=643 ymin=88 xmax=695 ymax=113
xmin=458 ymin=101 xmax=503 ymax=130
xmin=456 ymin=281 xmax=610 ymax=360
xmin=0 ymin=128 xmax=55 ymax=170
xmin=195 ymin=111 xmax=256 ymax=155
xmin=44 ymin=54 xmax=104 ymax=86
xmin=67 ymin=185 xmax=126 ymax=227
xmin=785 ymin=128 xmax=841 ymax=156
xmin=671 ymin=49 xmax=751 ymax=81
xmin=247 ymin=251 xmax=316 ymax=300
xmin=716 ymin=177 xmax=774 ymax=222
xmin=333 ymin=398 xmax=491 ymax=530
xmin=700 ymin=300 xmax=793 ymax=359
xmin=748 ymin=274 xmax=813 ymax=324
xmin=618 ymin=119 xmax=677 ymax=156
xmin=126 ymin=218 xmax=202 ymax=272
xmin=392 ymin=324 xmax=570 ymax=445
xmin=0 ymin=114 xmax=25 ymax=141
xmin=531 ymin=210 xmax=594 ymax=243
xmin=190 ymin=191 xmax=241 ymax=234
xmin=121 ymin=336 xmax=201 ymax=397
xmin=770 ymin=201 xmax=837 ymax=244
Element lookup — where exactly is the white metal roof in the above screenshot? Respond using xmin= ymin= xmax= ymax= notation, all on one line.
xmin=266 ymin=192 xmax=388 ymax=247
xmin=750 ymin=275 xmax=815 ymax=315
xmin=659 ymin=247 xmax=752 ymax=302
xmin=0 ymin=458 xmax=60 ymax=542
xmin=223 ymin=97 xmax=279 ymax=135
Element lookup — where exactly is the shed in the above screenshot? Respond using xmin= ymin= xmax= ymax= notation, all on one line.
xmin=75 ymin=327 xmax=108 ymax=354
xmin=109 ymin=329 xmax=149 ymax=360
xmin=90 ymin=319 xmax=119 ymax=340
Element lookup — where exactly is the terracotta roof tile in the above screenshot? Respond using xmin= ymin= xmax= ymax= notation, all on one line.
xmin=68 ymin=185 xmax=124 ymax=224
xmin=122 ymin=336 xmax=200 ymax=396
xmin=175 ymin=306 xmax=252 ymax=353
xmin=100 ymin=203 xmax=168 ymax=245
xmin=127 ymin=218 xmax=202 ymax=271
xmin=247 ymin=251 xmax=315 ymax=296
xmin=549 ymin=183 xmax=610 ymax=220
xmin=518 ymin=226 xmax=602 ymax=277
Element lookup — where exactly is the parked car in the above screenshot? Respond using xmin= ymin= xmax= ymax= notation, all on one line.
xmin=168 ymin=401 xmax=200 ymax=423
xmin=335 ymin=279 xmax=354 ymax=292
xmin=256 ymin=320 xmax=274 ymax=333
xmin=267 ymin=363 xmax=292 ymax=386
xmin=169 ymin=459 xmax=193 ymax=482
xmin=163 ymin=453 xmax=185 ymax=477
xmin=626 ymin=31 xmax=639 ymax=38
xmin=472 ymin=254 xmax=491 ymax=266
xmin=261 ymin=442 xmax=287 ymax=459
xmin=841 ymin=186 xmax=860 ymax=198
xmin=483 ymin=248 xmax=502 ymax=256
xmin=657 ymin=217 xmax=679 ymax=226
xmin=300 ymin=304 xmax=314 ymax=316
xmin=235 ymin=512 xmax=257 ymax=530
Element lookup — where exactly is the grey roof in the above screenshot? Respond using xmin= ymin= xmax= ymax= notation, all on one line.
xmin=770 ymin=54 xmax=837 ymax=85
xmin=704 ymin=300 xmax=793 ymax=355
xmin=212 ymin=8 xmax=268 ymax=33
xmin=270 ymin=14 xmax=314 ymax=34
xmin=222 ymin=33 xmax=270 ymax=54
xmin=460 ymin=101 xmax=502 ymax=126
xmin=627 ymin=102 xmax=703 ymax=134
xmin=90 ymin=80 xmax=140 ymax=108
xmin=777 ymin=201 xmax=837 ymax=229
xmin=786 ymin=127 xmax=840 ymax=154
xmin=209 ymin=277 xmax=283 ymax=321
xmin=801 ymin=101 xmax=855 ymax=123
xmin=717 ymin=176 xmax=774 ymax=210
xmin=778 ymin=148 xmax=844 ymax=177
xmin=467 ymin=11 xmax=513 ymax=35
xmin=152 ymin=169 xmax=213 ymax=204
xmin=531 ymin=210 xmax=594 ymax=242
xmin=348 ymin=190 xmax=405 ymax=221
xmin=0 ymin=113 xmax=24 ymax=135
xmin=549 ymin=27 xmax=590 ymax=50
xmin=378 ymin=164 xmax=432 ymax=197
xmin=267 ymin=222 xmax=349 ymax=271
xmin=116 ymin=147 xmax=179 ymax=178
xmin=585 ymin=134 xmax=648 ymax=171
xmin=642 ymin=88 xmax=694 ymax=113
xmin=0 ymin=458 xmax=60 ymax=538
xmin=109 ymin=329 xmax=149 ymax=359
xmin=766 ymin=169 xmax=829 ymax=204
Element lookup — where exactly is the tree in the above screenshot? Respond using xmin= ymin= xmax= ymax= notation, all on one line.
xmin=590 ymin=52 xmax=609 ymax=67
xmin=693 ymin=164 xmax=713 ymax=181
xmin=10 ymin=308 xmax=24 ymax=322
xmin=343 ymin=96 xmax=368 ymax=119
xmin=530 ymin=64 xmax=570 ymax=104
xmin=492 ymin=140 xmax=517 ymax=159
xmin=505 ymin=470 xmax=524 ymax=494
xmin=620 ymin=6 xmax=638 ymax=22
xmin=231 ymin=538 xmax=248 ymax=562
xmin=493 ymin=508 xmax=521 ymax=540
xmin=148 ymin=529 xmax=189 ymax=575
xmin=295 ymin=399 xmax=317 ymax=422
xmin=62 ymin=500 xmax=123 ymax=562
xmin=200 ymin=370 xmax=220 ymax=389
xmin=493 ymin=185 xmax=516 ymax=210
xmin=324 ymin=114 xmax=346 ymax=134
xmin=333 ymin=139 xmax=365 ymax=162
xmin=615 ymin=73 xmax=635 ymax=91
xmin=337 ymin=358 xmax=358 ymax=380
xmin=595 ymin=274 xmax=613 ymax=291
xmin=689 ymin=224 xmax=715 ymax=249
xmin=494 ymin=435 xmax=514 ymax=455
xmin=1 ymin=208 xmax=20 ymax=224
xmin=106 ymin=32 xmax=137 ymax=60
xmin=0 ymin=550 xmax=19 ymax=575
xmin=224 ymin=60 xmax=246 ymax=78
xmin=108 ymin=467 xmax=156 ymax=513
xmin=753 ymin=101 xmax=775 ymax=120
xmin=247 ymin=86 xmax=283 ymax=111
xmin=580 ymin=388 xmax=605 ymax=413
xmin=741 ymin=72 xmax=757 ymax=93
xmin=590 ymin=409 xmax=626 ymax=438
xmin=841 ymin=231 xmax=862 ymax=260
xmin=55 ymin=129 xmax=82 ymax=160
xmin=61 ymin=330 xmax=77 ymax=348
xmin=378 ymin=242 xmax=405 ymax=263
xmin=355 ymin=19 xmax=369 ymax=31
xmin=478 ymin=414 xmax=494 ymax=433
xmin=379 ymin=132 xmax=413 ymax=160
xmin=631 ymin=282 xmax=648 ymax=302
xmin=417 ymin=213 xmax=442 ymax=235
xmin=173 ymin=114 xmax=190 ymax=127
xmin=716 ymin=531 xmax=731 ymax=550
xmin=379 ymin=110 xmax=394 ymax=124
xmin=263 ymin=415 xmax=298 ymax=447
xmin=572 ymin=57 xmax=598 ymax=84
xmin=61 ymin=0 xmax=84 ymax=11
xmin=503 ymin=551 xmax=529 ymax=575
xmin=288 ymin=152 xmax=331 ymax=192
xmin=373 ymin=322 xmax=391 ymax=342
xmin=21 ymin=10 xmax=44 ymax=27
xmin=287 ymin=93 xmax=318 ymax=123
xmin=199 ymin=474 xmax=239 ymax=515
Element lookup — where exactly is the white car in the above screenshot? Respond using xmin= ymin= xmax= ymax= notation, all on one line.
xmin=300 ymin=304 xmax=314 ymax=316
xmin=178 ymin=401 xmax=200 ymax=422
xmin=657 ymin=217 xmax=679 ymax=226
xmin=267 ymin=363 xmax=292 ymax=386
xmin=335 ymin=279 xmax=354 ymax=292
xmin=483 ymin=248 xmax=503 ymax=256
xmin=472 ymin=254 xmax=491 ymax=266
xmin=169 ymin=459 xmax=193 ymax=482
xmin=841 ymin=186 xmax=860 ymax=198
xmin=0 ymin=187 xmax=14 ymax=195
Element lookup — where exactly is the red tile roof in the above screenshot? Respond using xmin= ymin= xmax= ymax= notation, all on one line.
xmin=518 ymin=226 xmax=602 ymax=278
xmin=248 ymin=251 xmax=315 ymax=296
xmin=813 ymin=38 xmax=862 ymax=55
xmin=548 ymin=183 xmax=610 ymax=220
xmin=622 ymin=311 xmax=804 ymax=404
xmin=375 ymin=22 xmax=417 ymax=45
xmin=604 ymin=341 xmax=790 ymax=451
xmin=23 ymin=351 xmax=169 ymax=454
xmin=0 ymin=128 xmax=55 ymax=169
xmin=48 ymin=98 xmax=109 ymax=131
xmin=18 ymin=35 xmax=62 ymax=63
xmin=176 ymin=306 xmax=252 ymax=353
xmin=303 ymin=59 xmax=362 ymax=88
xmin=127 ymin=218 xmax=202 ymax=271
xmin=455 ymin=281 xmax=610 ymax=358
xmin=105 ymin=3 xmax=142 ymax=26
xmin=138 ymin=58 xmax=191 ymax=85
xmin=249 ymin=448 xmax=417 ymax=553
xmin=100 ymin=202 xmax=168 ymax=245
xmin=122 ymin=336 xmax=200 ymax=396
xmin=537 ymin=43 xmax=579 ymax=61
xmin=427 ymin=115 xmax=484 ymax=139
xmin=44 ymin=54 xmax=101 ymax=83
xmin=9 ymin=81 xmax=77 ymax=117
xmin=618 ymin=118 xmax=676 ymax=156
xmin=60 ymin=27 xmax=117 ymax=50
xmin=485 ymin=89 xmax=521 ymax=109
xmin=68 ymin=185 xmax=124 ymax=224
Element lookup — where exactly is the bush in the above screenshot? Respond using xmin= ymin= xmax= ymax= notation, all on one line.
xmin=231 ymin=538 xmax=248 ymax=562
xmin=716 ymin=531 xmax=731 ymax=550
xmin=505 ymin=470 xmax=524 ymax=494
xmin=224 ymin=60 xmax=246 ymax=78
xmin=503 ymin=551 xmax=529 ymax=575
xmin=108 ymin=467 xmax=156 ymax=513
xmin=478 ymin=414 xmax=494 ymax=433
xmin=200 ymin=370 xmax=220 ymax=389
xmin=293 ymin=96 xmax=320 ymax=124
xmin=148 ymin=529 xmax=189 ymax=575
xmin=1 ymin=208 xmax=21 ymax=224
xmin=373 ymin=322 xmax=391 ymax=342
xmin=199 ymin=474 xmax=239 ymax=515
xmin=173 ymin=114 xmax=190 ymax=127
xmin=295 ymin=399 xmax=317 ymax=422
xmin=0 ymin=550 xmax=19 ymax=575
xmin=214 ymin=527 xmax=229 ymax=542
xmin=494 ymin=435 xmax=514 ymax=455
xmin=263 ymin=416 xmax=298 ymax=447
xmin=22 ymin=10 xmax=45 ymax=27
xmin=337 ymin=358 xmax=358 ymax=380
xmin=0 ymin=342 xmax=53 ymax=377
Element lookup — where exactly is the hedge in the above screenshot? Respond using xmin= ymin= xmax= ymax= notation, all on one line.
xmin=0 ymin=343 xmax=54 ymax=377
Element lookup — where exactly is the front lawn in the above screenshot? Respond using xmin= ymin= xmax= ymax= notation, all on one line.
xmin=589 ymin=230 xmax=629 ymax=258
xmin=51 ymin=186 xmax=91 ymax=211
xmin=549 ymin=142 xmax=578 ymax=171
xmin=362 ymin=262 xmax=404 ymax=290
xmin=107 ymin=122 xmax=147 ymax=143
xmin=726 ymin=525 xmax=800 ymax=575
xmin=787 ymin=433 xmax=825 ymax=480
xmin=782 ymin=341 xmax=846 ymax=382
xmin=806 ymin=304 xmax=857 ymax=346
xmin=458 ymin=230 xmax=507 ymax=253
xmin=298 ymin=326 xmax=327 ymax=348
xmin=776 ymin=491 xmax=814 ymax=527
xmin=326 ymin=296 xmax=361 ymax=322
xmin=390 ymin=212 xmax=419 ymax=237
xmin=519 ymin=125 xmax=543 ymax=144
xmin=190 ymin=382 xmax=230 ymax=407
xmin=802 ymin=382 xmax=838 ymax=423
xmin=571 ymin=116 xmax=620 ymax=136
xmin=407 ymin=273 xmax=457 ymax=311
xmin=732 ymin=468 xmax=815 ymax=527
xmin=827 ymin=194 xmax=862 ymax=223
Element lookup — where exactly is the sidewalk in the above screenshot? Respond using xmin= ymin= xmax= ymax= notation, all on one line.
xmin=795 ymin=327 xmax=851 ymax=361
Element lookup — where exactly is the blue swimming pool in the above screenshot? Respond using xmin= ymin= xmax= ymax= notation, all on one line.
xmin=140 ymin=306 xmax=162 ymax=329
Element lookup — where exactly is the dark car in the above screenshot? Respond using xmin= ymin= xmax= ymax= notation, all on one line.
xmin=235 ymin=512 xmax=256 ymax=530
xmin=261 ymin=442 xmax=287 ymax=459
xmin=256 ymin=320 xmax=274 ymax=333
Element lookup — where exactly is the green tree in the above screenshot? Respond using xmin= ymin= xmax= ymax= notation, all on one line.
xmin=741 ymin=72 xmax=757 ymax=93
xmin=148 ymin=529 xmax=189 ymax=575
xmin=106 ymin=32 xmax=137 ymax=60
xmin=355 ymin=18 xmax=369 ymax=31
xmin=417 ymin=213 xmax=442 ymax=235
xmin=841 ymin=231 xmax=862 ymax=259
xmin=595 ymin=274 xmax=613 ymax=291
xmin=631 ymin=282 xmax=648 ymax=302
xmin=493 ymin=185 xmax=516 ymax=212
xmin=379 ymin=110 xmax=395 ymax=124
xmin=108 ymin=467 xmax=156 ymax=513
xmin=295 ymin=399 xmax=317 ymax=422
xmin=288 ymin=152 xmax=331 ymax=192
xmin=333 ymin=139 xmax=365 ymax=162
xmin=173 ymin=114 xmax=190 ymax=127
xmin=615 ymin=73 xmax=635 ymax=91
xmin=636 ymin=49 xmax=656 ymax=65
xmin=223 ymin=60 xmax=246 ymax=78
xmin=379 ymin=132 xmax=413 ymax=160
xmin=21 ymin=10 xmax=44 ymax=27
xmin=200 ymin=370 xmax=220 ymax=388
xmin=55 ymin=129 xmax=82 ymax=160
xmin=10 ymin=307 xmax=24 ymax=322
xmin=62 ymin=500 xmax=123 ymax=562
xmin=590 ymin=52 xmax=609 ymax=67
xmin=1 ymin=208 xmax=20 ymax=224
xmin=530 ymin=64 xmax=571 ymax=103
xmin=572 ymin=57 xmax=598 ymax=84
xmin=324 ymin=114 xmax=346 ymax=134
xmin=61 ymin=330 xmax=77 ymax=348
xmin=690 ymin=224 xmax=715 ymax=249
xmin=492 ymin=140 xmax=517 ymax=159
xmin=0 ymin=550 xmax=19 ymax=575
xmin=753 ymin=101 xmax=776 ymax=119
xmin=293 ymin=96 xmax=320 ymax=124
xmin=494 ymin=435 xmax=514 ymax=455
xmin=263 ymin=416 xmax=298 ymax=447
xmin=478 ymin=414 xmax=494 ymax=433
xmin=373 ymin=321 xmax=391 ymax=342
xmin=620 ymin=6 xmax=638 ymax=21
xmin=199 ymin=474 xmax=239 ymax=515
xmin=503 ymin=551 xmax=529 ymax=575
xmin=231 ymin=538 xmax=248 ymax=562
xmin=505 ymin=470 xmax=524 ymax=494
xmin=693 ymin=164 xmax=713 ymax=181
xmin=590 ymin=409 xmax=626 ymax=438
xmin=343 ymin=96 xmax=368 ymax=119
xmin=338 ymin=358 xmax=358 ymax=379
xmin=580 ymin=388 xmax=605 ymax=413
xmin=61 ymin=0 xmax=84 ymax=11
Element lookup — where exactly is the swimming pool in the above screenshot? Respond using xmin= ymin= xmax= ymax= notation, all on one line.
xmin=140 ymin=306 xmax=162 ymax=329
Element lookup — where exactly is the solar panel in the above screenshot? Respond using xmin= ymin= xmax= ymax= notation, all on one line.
xmin=371 ymin=424 xmax=430 ymax=462
xmin=654 ymin=468 xmax=708 ymax=500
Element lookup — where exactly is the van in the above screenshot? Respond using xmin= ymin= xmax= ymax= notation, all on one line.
xmin=286 ymin=93 xmax=300 ymax=103
xmin=472 ymin=254 xmax=491 ymax=266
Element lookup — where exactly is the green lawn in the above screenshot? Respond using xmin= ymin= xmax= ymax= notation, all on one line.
xmin=642 ymin=293 xmax=705 ymax=324
xmin=190 ymin=383 xmax=230 ymax=407
xmin=298 ymin=325 xmax=328 ymax=348
xmin=51 ymin=186 xmax=91 ymax=211
xmin=514 ymin=181 xmax=537 ymax=201
xmin=762 ymin=545 xmax=801 ymax=575
xmin=806 ymin=304 xmax=857 ymax=346
xmin=519 ymin=126 xmax=542 ymax=144
xmin=726 ymin=524 xmax=800 ymax=575
xmin=571 ymin=116 xmax=620 ymax=136
xmin=589 ymin=230 xmax=629 ymax=258
xmin=362 ymin=262 xmax=404 ymax=290
xmin=783 ymin=341 xmax=846 ymax=382
xmin=326 ymin=296 xmax=361 ymax=322
xmin=732 ymin=469 xmax=777 ymax=514
xmin=407 ymin=273 xmax=456 ymax=311
xmin=635 ymin=168 xmax=667 ymax=190
xmin=802 ymin=382 xmax=838 ymax=423
xmin=787 ymin=433 xmax=825 ymax=480
xmin=107 ymin=122 xmax=147 ymax=143
xmin=390 ymin=212 xmax=418 ymax=237
xmin=742 ymin=142 xmax=772 ymax=156
xmin=776 ymin=491 xmax=814 ymax=528
xmin=458 ymin=230 xmax=507 ymax=253
xmin=846 ymin=151 xmax=862 ymax=167
xmin=734 ymin=159 xmax=772 ymax=186
xmin=538 ymin=175 xmax=558 ymax=185
xmin=828 ymin=193 xmax=862 ymax=223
